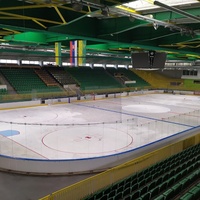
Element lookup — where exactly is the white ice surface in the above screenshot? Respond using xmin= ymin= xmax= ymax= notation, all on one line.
xmin=0 ymin=93 xmax=200 ymax=159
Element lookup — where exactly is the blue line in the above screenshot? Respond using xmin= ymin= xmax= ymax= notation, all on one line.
xmin=75 ymin=103 xmax=194 ymax=128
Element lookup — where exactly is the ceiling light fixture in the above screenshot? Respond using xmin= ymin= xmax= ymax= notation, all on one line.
xmin=153 ymin=22 xmax=158 ymax=30
xmin=101 ymin=7 xmax=109 ymax=17
xmin=129 ymin=15 xmax=135 ymax=22
xmin=71 ymin=0 xmax=83 ymax=12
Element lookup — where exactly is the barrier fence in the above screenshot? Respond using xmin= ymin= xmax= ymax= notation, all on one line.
xmin=39 ymin=133 xmax=200 ymax=200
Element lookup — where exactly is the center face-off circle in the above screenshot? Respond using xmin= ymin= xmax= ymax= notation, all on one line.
xmin=42 ymin=126 xmax=133 ymax=155
xmin=122 ymin=104 xmax=170 ymax=113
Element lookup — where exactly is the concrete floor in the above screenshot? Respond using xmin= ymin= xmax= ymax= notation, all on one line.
xmin=0 ymin=93 xmax=200 ymax=199
xmin=0 ymin=171 xmax=92 ymax=200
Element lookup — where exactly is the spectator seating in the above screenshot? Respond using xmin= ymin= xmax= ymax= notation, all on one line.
xmin=0 ymin=88 xmax=7 ymax=95
xmin=34 ymin=68 xmax=59 ymax=86
xmin=66 ymin=67 xmax=124 ymax=90
xmin=46 ymin=67 xmax=77 ymax=86
xmin=83 ymin=143 xmax=200 ymax=200
xmin=106 ymin=68 xmax=150 ymax=88
xmin=0 ymin=67 xmax=62 ymax=94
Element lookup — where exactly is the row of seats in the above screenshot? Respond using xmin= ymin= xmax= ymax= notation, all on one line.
xmin=0 ymin=67 xmax=62 ymax=94
xmin=179 ymin=182 xmax=200 ymax=200
xmin=107 ymin=68 xmax=150 ymax=87
xmin=0 ymin=88 xmax=7 ymax=95
xmin=154 ymin=170 xmax=200 ymax=200
xmin=46 ymin=67 xmax=77 ymax=85
xmin=34 ymin=68 xmax=58 ymax=86
xmin=83 ymin=143 xmax=200 ymax=200
xmin=66 ymin=67 xmax=123 ymax=90
xmin=0 ymin=66 xmax=151 ymax=95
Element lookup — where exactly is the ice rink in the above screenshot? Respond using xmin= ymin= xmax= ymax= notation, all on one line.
xmin=1 ymin=93 xmax=200 ymax=161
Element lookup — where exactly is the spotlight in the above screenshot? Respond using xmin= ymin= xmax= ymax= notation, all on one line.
xmin=153 ymin=22 xmax=158 ymax=30
xmin=101 ymin=7 xmax=109 ymax=17
xmin=180 ymin=29 xmax=184 ymax=36
xmin=72 ymin=0 xmax=83 ymax=12
xmin=129 ymin=15 xmax=135 ymax=22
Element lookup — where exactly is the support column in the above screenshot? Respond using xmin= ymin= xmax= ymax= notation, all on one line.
xmin=55 ymin=42 xmax=61 ymax=66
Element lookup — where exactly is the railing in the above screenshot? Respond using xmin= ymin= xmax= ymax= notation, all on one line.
xmin=39 ymin=133 xmax=200 ymax=200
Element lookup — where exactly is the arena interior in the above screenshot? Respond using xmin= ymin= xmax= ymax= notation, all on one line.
xmin=0 ymin=1 xmax=200 ymax=200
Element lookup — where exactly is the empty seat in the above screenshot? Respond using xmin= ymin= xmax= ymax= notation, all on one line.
xmin=179 ymin=192 xmax=194 ymax=200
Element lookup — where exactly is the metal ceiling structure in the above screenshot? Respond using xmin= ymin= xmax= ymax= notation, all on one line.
xmin=0 ymin=0 xmax=199 ymax=66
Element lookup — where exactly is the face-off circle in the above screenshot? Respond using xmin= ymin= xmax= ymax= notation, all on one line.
xmin=42 ymin=126 xmax=133 ymax=155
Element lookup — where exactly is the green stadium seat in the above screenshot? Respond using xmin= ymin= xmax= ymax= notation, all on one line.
xmin=124 ymin=195 xmax=131 ymax=200
xmin=118 ymin=180 xmax=125 ymax=188
xmin=162 ymin=173 xmax=169 ymax=182
xmin=180 ymin=178 xmax=191 ymax=190
xmin=110 ymin=184 xmax=118 ymax=191
xmin=154 ymin=194 xmax=165 ymax=200
xmin=108 ymin=190 xmax=116 ymax=198
xmin=140 ymin=185 xmax=148 ymax=196
xmin=116 ymin=185 xmax=123 ymax=194
xmin=95 ymin=191 xmax=103 ymax=199
xmin=123 ymin=187 xmax=131 ymax=197
xmin=155 ymin=176 xmax=163 ymax=186
xmin=145 ymin=176 xmax=152 ymax=184
xmin=124 ymin=182 xmax=131 ymax=190
xmin=138 ymin=179 xmax=145 ymax=188
xmin=179 ymin=192 xmax=194 ymax=200
xmin=159 ymin=182 xmax=167 ymax=193
xmin=99 ymin=195 xmax=107 ymax=200
xmin=172 ymin=183 xmax=182 ymax=195
xmin=138 ymin=192 xmax=151 ymax=200
xmin=163 ymin=188 xmax=174 ymax=199
xmin=137 ymin=174 xmax=144 ymax=183
xmin=196 ymin=182 xmax=200 ymax=188
xmin=114 ymin=191 xmax=123 ymax=199
xmin=166 ymin=177 xmax=175 ymax=187
xmin=130 ymin=177 xmax=137 ymax=186
xmin=130 ymin=190 xmax=140 ymax=199
xmin=103 ymin=187 xmax=111 ymax=195
xmin=131 ymin=183 xmax=138 ymax=192
xmin=189 ymin=186 xmax=200 ymax=199
xmin=148 ymin=181 xmax=156 ymax=191
xmin=150 ymin=186 xmax=159 ymax=199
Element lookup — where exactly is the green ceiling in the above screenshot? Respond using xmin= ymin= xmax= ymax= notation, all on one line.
xmin=0 ymin=0 xmax=199 ymax=63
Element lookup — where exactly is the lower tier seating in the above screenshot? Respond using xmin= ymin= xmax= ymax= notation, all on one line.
xmin=83 ymin=143 xmax=200 ymax=200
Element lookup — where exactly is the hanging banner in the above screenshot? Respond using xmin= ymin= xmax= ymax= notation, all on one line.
xmin=55 ymin=42 xmax=61 ymax=66
xmin=78 ymin=40 xmax=86 ymax=66
xmin=70 ymin=40 xmax=78 ymax=66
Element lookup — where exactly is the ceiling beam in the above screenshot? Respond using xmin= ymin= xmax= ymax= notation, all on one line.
xmin=0 ymin=11 xmax=62 ymax=25
xmin=97 ymin=17 xmax=148 ymax=36
xmin=4 ymin=32 xmax=48 ymax=44
xmin=153 ymin=0 xmax=200 ymax=22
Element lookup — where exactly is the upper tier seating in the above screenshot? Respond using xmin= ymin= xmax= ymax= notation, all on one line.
xmin=0 ymin=67 xmax=62 ymax=94
xmin=106 ymin=68 xmax=150 ymax=88
xmin=34 ymin=68 xmax=59 ymax=86
xmin=132 ymin=69 xmax=183 ymax=89
xmin=66 ymin=67 xmax=124 ymax=90
xmin=45 ymin=67 xmax=77 ymax=86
